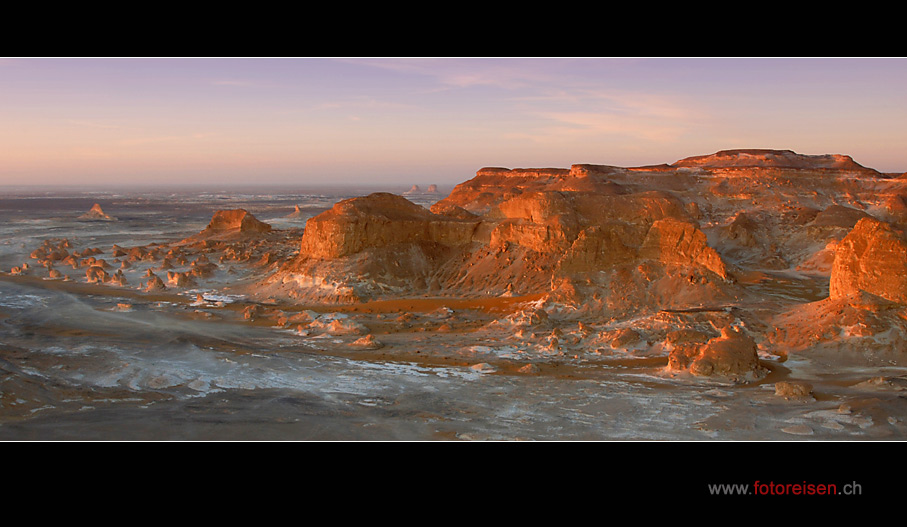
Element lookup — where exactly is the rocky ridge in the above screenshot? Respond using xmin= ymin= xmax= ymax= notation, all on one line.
xmin=256 ymin=148 xmax=907 ymax=380
xmin=15 ymin=149 xmax=907 ymax=385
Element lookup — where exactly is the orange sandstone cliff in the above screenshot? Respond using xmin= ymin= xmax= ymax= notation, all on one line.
xmin=829 ymin=217 xmax=907 ymax=303
xmin=261 ymin=148 xmax=907 ymax=329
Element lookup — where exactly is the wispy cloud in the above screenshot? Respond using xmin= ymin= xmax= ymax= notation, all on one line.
xmin=339 ymin=57 xmax=566 ymax=92
xmin=508 ymin=89 xmax=704 ymax=144
xmin=523 ymin=111 xmax=688 ymax=143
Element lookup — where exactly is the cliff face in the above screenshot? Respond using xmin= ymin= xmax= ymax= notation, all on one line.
xmin=273 ymin=155 xmax=749 ymax=308
xmin=431 ymin=165 xmax=626 ymax=215
xmin=830 ymin=217 xmax=907 ymax=303
xmin=266 ymin=149 xmax=906 ymax=321
xmin=639 ymin=218 xmax=728 ymax=280
xmin=670 ymin=149 xmax=877 ymax=173
xmin=299 ymin=193 xmax=478 ymax=259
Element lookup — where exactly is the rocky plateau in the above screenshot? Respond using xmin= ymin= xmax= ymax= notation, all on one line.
xmin=8 ymin=148 xmax=907 ymax=434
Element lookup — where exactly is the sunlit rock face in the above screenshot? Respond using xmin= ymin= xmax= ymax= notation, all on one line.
xmin=667 ymin=326 xmax=767 ymax=382
xmin=275 ymin=165 xmax=734 ymax=306
xmin=203 ymin=209 xmax=271 ymax=235
xmin=181 ymin=209 xmax=272 ymax=244
xmin=299 ymin=193 xmax=478 ymax=259
xmin=671 ymin=149 xmax=875 ymax=172
xmin=431 ymin=165 xmax=626 ymax=215
xmin=639 ymin=218 xmax=727 ymax=280
xmin=266 ymin=149 xmax=906 ymax=317
xmin=830 ymin=217 xmax=907 ymax=303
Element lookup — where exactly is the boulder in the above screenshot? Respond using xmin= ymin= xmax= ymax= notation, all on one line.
xmin=668 ymin=326 xmax=766 ymax=381
xmin=350 ymin=334 xmax=384 ymax=349
xmin=775 ymin=381 xmax=814 ymax=399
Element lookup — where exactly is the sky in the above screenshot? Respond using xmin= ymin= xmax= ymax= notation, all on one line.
xmin=1 ymin=57 xmax=906 ymax=188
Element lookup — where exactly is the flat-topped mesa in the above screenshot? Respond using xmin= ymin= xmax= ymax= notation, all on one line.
xmin=299 ymin=192 xmax=479 ymax=259
xmin=484 ymin=188 xmax=692 ymax=255
xmin=403 ymin=183 xmax=440 ymax=195
xmin=78 ymin=203 xmax=116 ymax=221
xmin=475 ymin=167 xmax=572 ymax=178
xmin=671 ymin=149 xmax=878 ymax=174
xmin=435 ymin=165 xmax=626 ymax=214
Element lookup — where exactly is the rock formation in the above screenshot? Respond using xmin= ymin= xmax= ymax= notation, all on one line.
xmin=299 ymin=193 xmax=477 ymax=259
xmin=667 ymin=326 xmax=767 ymax=381
xmin=143 ymin=273 xmax=167 ymax=292
xmin=183 ymin=209 xmax=271 ymax=242
xmin=85 ymin=265 xmax=109 ymax=284
xmin=278 ymin=150 xmax=903 ymax=308
xmin=46 ymin=148 xmax=893 ymax=374
xmin=671 ymin=149 xmax=875 ymax=172
xmin=403 ymin=184 xmax=439 ymax=194
xmin=269 ymin=164 xmax=740 ymax=312
xmin=639 ymin=218 xmax=728 ymax=280
xmin=17 ymin=147 xmax=907 ymax=397
xmin=775 ymin=381 xmax=814 ymax=400
xmin=829 ymin=217 xmax=907 ymax=303
xmin=270 ymin=193 xmax=480 ymax=303
xmin=79 ymin=203 xmax=116 ymax=221
xmin=167 ymin=270 xmax=197 ymax=288
xmin=350 ymin=334 xmax=384 ymax=349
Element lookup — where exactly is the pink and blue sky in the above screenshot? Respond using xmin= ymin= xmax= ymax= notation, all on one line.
xmin=2 ymin=57 xmax=905 ymax=188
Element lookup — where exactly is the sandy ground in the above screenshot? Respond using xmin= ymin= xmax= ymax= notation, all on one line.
xmin=2 ymin=273 xmax=906 ymax=441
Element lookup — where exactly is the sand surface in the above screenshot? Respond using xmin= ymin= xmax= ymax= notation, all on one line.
xmin=2 ymin=273 xmax=905 ymax=441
